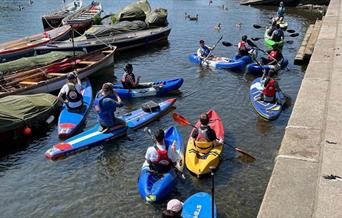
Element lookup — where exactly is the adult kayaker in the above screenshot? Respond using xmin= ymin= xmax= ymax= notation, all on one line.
xmin=276 ymin=1 xmax=285 ymax=19
xmin=266 ymin=20 xmax=277 ymax=37
xmin=145 ymin=129 xmax=177 ymax=174
xmin=191 ymin=113 xmax=223 ymax=154
xmin=261 ymin=45 xmax=284 ymax=65
xmin=94 ymin=82 xmax=126 ymax=132
xmin=57 ymin=72 xmax=83 ymax=110
xmin=238 ymin=35 xmax=251 ymax=56
xmin=162 ymin=199 xmax=183 ymax=218
xmin=271 ymin=24 xmax=284 ymax=42
xmin=259 ymin=70 xmax=280 ymax=103
xmin=121 ymin=63 xmax=141 ymax=89
xmin=197 ymin=40 xmax=213 ymax=60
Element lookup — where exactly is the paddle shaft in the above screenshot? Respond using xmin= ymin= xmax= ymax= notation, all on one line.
xmin=203 ymin=36 xmax=223 ymax=63
xmin=211 ymin=168 xmax=215 ymax=218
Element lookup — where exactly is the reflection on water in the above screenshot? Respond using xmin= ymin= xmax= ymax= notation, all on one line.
xmin=0 ymin=0 xmax=319 ymax=217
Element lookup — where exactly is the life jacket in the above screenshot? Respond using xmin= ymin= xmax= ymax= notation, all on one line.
xmin=121 ymin=73 xmax=135 ymax=89
xmin=152 ymin=144 xmax=171 ymax=166
xmin=94 ymin=92 xmax=116 ymax=126
xmin=66 ymin=83 xmax=83 ymax=109
xmin=262 ymin=79 xmax=276 ymax=97
xmin=268 ymin=50 xmax=279 ymax=61
xmin=199 ymin=46 xmax=210 ymax=57
xmin=277 ymin=7 xmax=285 ymax=17
xmin=238 ymin=41 xmax=249 ymax=55
xmin=194 ymin=127 xmax=214 ymax=154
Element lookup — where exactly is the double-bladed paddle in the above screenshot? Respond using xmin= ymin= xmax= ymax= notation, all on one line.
xmin=172 ymin=112 xmax=256 ymax=161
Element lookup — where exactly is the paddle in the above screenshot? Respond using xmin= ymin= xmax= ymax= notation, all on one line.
xmin=144 ymin=127 xmax=186 ymax=179
xmin=253 ymin=24 xmax=296 ymax=34
xmin=222 ymin=41 xmax=233 ymax=47
xmin=251 ymin=33 xmax=299 ymax=42
xmin=202 ymin=36 xmax=223 ymax=63
xmin=172 ymin=112 xmax=256 ymax=161
xmin=210 ymin=166 xmax=216 ymax=218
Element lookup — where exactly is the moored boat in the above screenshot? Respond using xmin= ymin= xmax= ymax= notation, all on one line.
xmin=42 ymin=0 xmax=83 ymax=30
xmin=0 ymin=47 xmax=115 ymax=98
xmin=0 ymin=25 xmax=71 ymax=62
xmin=62 ymin=1 xmax=102 ymax=33
xmin=35 ymin=27 xmax=171 ymax=54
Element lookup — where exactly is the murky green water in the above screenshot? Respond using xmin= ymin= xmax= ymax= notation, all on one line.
xmin=0 ymin=0 xmax=318 ymax=217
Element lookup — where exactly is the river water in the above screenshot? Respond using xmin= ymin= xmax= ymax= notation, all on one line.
xmin=0 ymin=0 xmax=319 ymax=217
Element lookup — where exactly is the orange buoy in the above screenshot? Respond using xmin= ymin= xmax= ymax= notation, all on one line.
xmin=23 ymin=127 xmax=32 ymax=135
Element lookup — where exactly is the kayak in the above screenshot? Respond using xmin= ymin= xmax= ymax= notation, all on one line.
xmin=58 ymin=79 xmax=93 ymax=139
xmin=188 ymin=54 xmax=252 ymax=69
xmin=247 ymin=59 xmax=289 ymax=75
xmin=182 ymin=192 xmax=217 ymax=218
xmin=185 ymin=110 xmax=224 ymax=177
xmin=113 ymin=78 xmax=184 ymax=99
xmin=249 ymin=77 xmax=285 ymax=120
xmin=278 ymin=21 xmax=288 ymax=31
xmin=138 ymin=126 xmax=183 ymax=203
xmin=264 ymin=31 xmax=284 ymax=49
xmin=45 ymin=98 xmax=177 ymax=159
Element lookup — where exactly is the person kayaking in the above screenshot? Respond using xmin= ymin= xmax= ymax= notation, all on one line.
xmin=191 ymin=113 xmax=223 ymax=154
xmin=271 ymin=24 xmax=284 ymax=42
xmin=57 ymin=72 xmax=83 ymax=110
xmin=94 ymin=82 xmax=126 ymax=132
xmin=266 ymin=20 xmax=277 ymax=37
xmin=121 ymin=63 xmax=141 ymax=89
xmin=238 ymin=35 xmax=251 ymax=56
xmin=261 ymin=45 xmax=284 ymax=66
xmin=145 ymin=129 xmax=177 ymax=174
xmin=258 ymin=70 xmax=281 ymax=103
xmin=197 ymin=40 xmax=213 ymax=60
xmin=162 ymin=199 xmax=183 ymax=218
xmin=276 ymin=1 xmax=285 ymax=19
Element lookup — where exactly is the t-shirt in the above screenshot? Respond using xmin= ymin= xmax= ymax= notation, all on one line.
xmin=58 ymin=83 xmax=82 ymax=108
xmin=191 ymin=126 xmax=217 ymax=141
xmin=145 ymin=143 xmax=177 ymax=163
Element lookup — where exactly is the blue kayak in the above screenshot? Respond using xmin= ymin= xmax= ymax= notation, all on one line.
xmin=113 ymin=78 xmax=184 ymax=99
xmin=45 ymin=98 xmax=177 ymax=159
xmin=188 ymin=54 xmax=252 ymax=69
xmin=138 ymin=126 xmax=183 ymax=203
xmin=58 ymin=79 xmax=93 ymax=139
xmin=249 ymin=78 xmax=285 ymax=120
xmin=247 ymin=59 xmax=289 ymax=75
xmin=182 ymin=192 xmax=217 ymax=218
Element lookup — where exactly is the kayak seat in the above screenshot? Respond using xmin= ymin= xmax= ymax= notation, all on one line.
xmin=19 ymin=81 xmax=38 ymax=86
xmin=48 ymin=72 xmax=66 ymax=77
xmin=142 ymin=101 xmax=160 ymax=113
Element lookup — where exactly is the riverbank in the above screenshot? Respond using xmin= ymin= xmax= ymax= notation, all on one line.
xmin=258 ymin=0 xmax=342 ymax=217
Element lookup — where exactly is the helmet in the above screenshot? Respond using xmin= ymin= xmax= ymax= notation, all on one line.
xmin=242 ymin=35 xmax=248 ymax=41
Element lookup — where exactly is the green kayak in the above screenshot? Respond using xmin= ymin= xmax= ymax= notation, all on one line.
xmin=264 ymin=38 xmax=284 ymax=49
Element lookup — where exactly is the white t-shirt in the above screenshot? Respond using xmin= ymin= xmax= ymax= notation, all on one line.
xmin=59 ymin=83 xmax=83 ymax=108
xmin=145 ymin=142 xmax=177 ymax=163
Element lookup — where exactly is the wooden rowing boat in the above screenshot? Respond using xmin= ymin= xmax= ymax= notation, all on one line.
xmin=62 ymin=1 xmax=102 ymax=34
xmin=0 ymin=25 xmax=71 ymax=62
xmin=42 ymin=0 xmax=83 ymax=30
xmin=0 ymin=47 xmax=115 ymax=98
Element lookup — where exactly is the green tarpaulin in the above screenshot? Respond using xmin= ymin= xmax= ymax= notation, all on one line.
xmin=146 ymin=8 xmax=168 ymax=27
xmin=117 ymin=0 xmax=151 ymax=22
xmin=0 ymin=93 xmax=59 ymax=132
xmin=85 ymin=21 xmax=147 ymax=38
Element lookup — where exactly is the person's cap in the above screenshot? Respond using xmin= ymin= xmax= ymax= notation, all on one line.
xmin=199 ymin=40 xmax=204 ymax=44
xmin=167 ymin=199 xmax=183 ymax=212
xmin=67 ymin=72 xmax=76 ymax=80
xmin=102 ymin=82 xmax=113 ymax=91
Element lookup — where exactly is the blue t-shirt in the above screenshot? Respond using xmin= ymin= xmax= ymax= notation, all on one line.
xmin=277 ymin=6 xmax=285 ymax=17
xmin=95 ymin=92 xmax=123 ymax=127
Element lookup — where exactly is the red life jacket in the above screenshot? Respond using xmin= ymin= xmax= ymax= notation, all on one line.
xmin=238 ymin=41 xmax=246 ymax=49
xmin=263 ymin=79 xmax=276 ymax=97
xmin=268 ymin=50 xmax=278 ymax=61
xmin=152 ymin=145 xmax=170 ymax=165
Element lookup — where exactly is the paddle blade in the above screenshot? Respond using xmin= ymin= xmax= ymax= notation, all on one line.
xmin=289 ymin=33 xmax=299 ymax=37
xmin=287 ymin=29 xmax=295 ymax=33
xmin=253 ymin=24 xmax=262 ymax=29
xmin=251 ymin=37 xmax=261 ymax=41
xmin=172 ymin=112 xmax=191 ymax=126
xmin=222 ymin=41 xmax=232 ymax=47
xmin=247 ymin=39 xmax=257 ymax=47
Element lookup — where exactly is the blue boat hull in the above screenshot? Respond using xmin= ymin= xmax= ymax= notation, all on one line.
xmin=249 ymin=78 xmax=285 ymax=120
xmin=188 ymin=54 xmax=252 ymax=69
xmin=58 ymin=79 xmax=93 ymax=138
xmin=45 ymin=98 xmax=177 ymax=159
xmin=113 ymin=78 xmax=183 ymax=99
xmin=182 ymin=192 xmax=217 ymax=218
xmin=247 ymin=59 xmax=289 ymax=75
xmin=138 ymin=126 xmax=183 ymax=203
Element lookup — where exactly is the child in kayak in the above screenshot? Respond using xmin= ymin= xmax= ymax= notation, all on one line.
xmin=94 ymin=82 xmax=126 ymax=132
xmin=145 ymin=129 xmax=177 ymax=174
xmin=238 ymin=35 xmax=251 ymax=56
xmin=57 ymin=72 xmax=83 ymax=110
xmin=261 ymin=45 xmax=284 ymax=66
xmin=191 ymin=113 xmax=223 ymax=154
xmin=276 ymin=1 xmax=285 ymax=19
xmin=121 ymin=63 xmax=141 ymax=89
xmin=271 ymin=24 xmax=284 ymax=42
xmin=197 ymin=40 xmax=213 ymax=60
xmin=259 ymin=70 xmax=281 ymax=103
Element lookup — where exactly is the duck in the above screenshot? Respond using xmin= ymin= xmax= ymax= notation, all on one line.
xmin=209 ymin=0 xmax=213 ymax=5
xmin=188 ymin=14 xmax=198 ymax=21
xmin=235 ymin=22 xmax=242 ymax=28
xmin=214 ymin=23 xmax=221 ymax=31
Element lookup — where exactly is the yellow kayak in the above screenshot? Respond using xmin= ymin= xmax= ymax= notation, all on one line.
xmin=185 ymin=110 xmax=224 ymax=177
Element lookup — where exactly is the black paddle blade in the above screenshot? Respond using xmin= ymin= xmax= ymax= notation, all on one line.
xmin=287 ymin=29 xmax=296 ymax=33
xmin=251 ymin=37 xmax=261 ymax=41
xmin=253 ymin=24 xmax=262 ymax=29
xmin=289 ymin=33 xmax=299 ymax=37
xmin=247 ymin=39 xmax=257 ymax=47
xmin=286 ymin=40 xmax=294 ymax=44
xmin=222 ymin=41 xmax=232 ymax=47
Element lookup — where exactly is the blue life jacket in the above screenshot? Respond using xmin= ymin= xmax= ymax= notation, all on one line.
xmin=199 ymin=46 xmax=210 ymax=57
xmin=94 ymin=92 xmax=117 ymax=127
xmin=277 ymin=7 xmax=285 ymax=17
